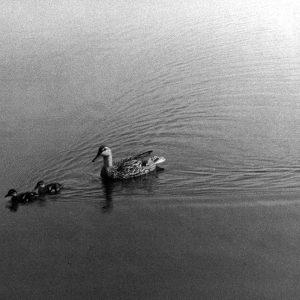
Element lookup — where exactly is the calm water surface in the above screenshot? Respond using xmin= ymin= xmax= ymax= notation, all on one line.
xmin=1 ymin=0 xmax=300 ymax=299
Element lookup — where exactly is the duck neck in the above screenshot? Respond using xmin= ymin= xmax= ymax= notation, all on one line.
xmin=103 ymin=154 xmax=113 ymax=168
xmin=38 ymin=186 xmax=46 ymax=194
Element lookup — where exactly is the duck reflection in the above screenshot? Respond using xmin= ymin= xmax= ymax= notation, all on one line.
xmin=101 ymin=179 xmax=114 ymax=212
xmin=100 ymin=167 xmax=164 ymax=212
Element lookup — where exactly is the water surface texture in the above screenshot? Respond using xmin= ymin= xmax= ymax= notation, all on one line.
xmin=1 ymin=0 xmax=300 ymax=299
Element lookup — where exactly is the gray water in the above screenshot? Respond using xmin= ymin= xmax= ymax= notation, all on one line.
xmin=1 ymin=0 xmax=300 ymax=299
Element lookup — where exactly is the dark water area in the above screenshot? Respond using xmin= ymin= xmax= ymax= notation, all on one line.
xmin=1 ymin=0 xmax=300 ymax=299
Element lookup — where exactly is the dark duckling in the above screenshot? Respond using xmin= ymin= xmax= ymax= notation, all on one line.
xmin=34 ymin=180 xmax=63 ymax=195
xmin=5 ymin=189 xmax=38 ymax=203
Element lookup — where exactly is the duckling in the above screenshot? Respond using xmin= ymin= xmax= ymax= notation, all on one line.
xmin=92 ymin=145 xmax=166 ymax=180
xmin=34 ymin=180 xmax=63 ymax=195
xmin=5 ymin=189 xmax=38 ymax=203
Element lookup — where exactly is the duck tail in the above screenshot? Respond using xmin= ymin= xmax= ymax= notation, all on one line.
xmin=152 ymin=156 xmax=166 ymax=165
xmin=144 ymin=156 xmax=166 ymax=172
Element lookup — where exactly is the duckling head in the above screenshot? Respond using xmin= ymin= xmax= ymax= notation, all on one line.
xmin=92 ymin=145 xmax=112 ymax=162
xmin=5 ymin=189 xmax=17 ymax=197
xmin=34 ymin=180 xmax=46 ymax=190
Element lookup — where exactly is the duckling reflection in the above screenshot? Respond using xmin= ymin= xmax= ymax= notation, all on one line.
xmin=6 ymin=200 xmax=19 ymax=212
xmin=5 ymin=189 xmax=40 ymax=212
xmin=100 ymin=167 xmax=165 ymax=212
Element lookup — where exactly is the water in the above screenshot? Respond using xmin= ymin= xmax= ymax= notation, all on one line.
xmin=1 ymin=0 xmax=300 ymax=298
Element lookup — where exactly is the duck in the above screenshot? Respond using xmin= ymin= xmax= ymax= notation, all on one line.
xmin=5 ymin=189 xmax=38 ymax=203
xmin=34 ymin=180 xmax=63 ymax=195
xmin=92 ymin=145 xmax=166 ymax=180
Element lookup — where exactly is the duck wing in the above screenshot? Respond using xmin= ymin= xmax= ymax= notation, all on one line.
xmin=18 ymin=192 xmax=38 ymax=202
xmin=46 ymin=183 xmax=63 ymax=194
xmin=114 ymin=160 xmax=146 ymax=179
xmin=115 ymin=150 xmax=153 ymax=168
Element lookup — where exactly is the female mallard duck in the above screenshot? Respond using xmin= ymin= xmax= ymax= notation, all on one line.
xmin=34 ymin=181 xmax=63 ymax=195
xmin=5 ymin=189 xmax=38 ymax=203
xmin=92 ymin=145 xmax=166 ymax=180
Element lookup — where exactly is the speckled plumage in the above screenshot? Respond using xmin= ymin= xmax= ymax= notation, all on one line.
xmin=34 ymin=181 xmax=63 ymax=195
xmin=92 ymin=146 xmax=166 ymax=180
xmin=5 ymin=189 xmax=38 ymax=203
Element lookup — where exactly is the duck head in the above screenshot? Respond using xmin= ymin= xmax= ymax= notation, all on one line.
xmin=5 ymin=189 xmax=17 ymax=197
xmin=34 ymin=180 xmax=46 ymax=190
xmin=92 ymin=145 xmax=112 ymax=162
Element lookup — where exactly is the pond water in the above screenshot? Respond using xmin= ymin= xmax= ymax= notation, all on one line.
xmin=1 ymin=0 xmax=300 ymax=299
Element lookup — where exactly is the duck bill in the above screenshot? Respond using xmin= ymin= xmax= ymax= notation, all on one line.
xmin=34 ymin=184 xmax=39 ymax=190
xmin=4 ymin=193 xmax=10 ymax=197
xmin=92 ymin=153 xmax=101 ymax=162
